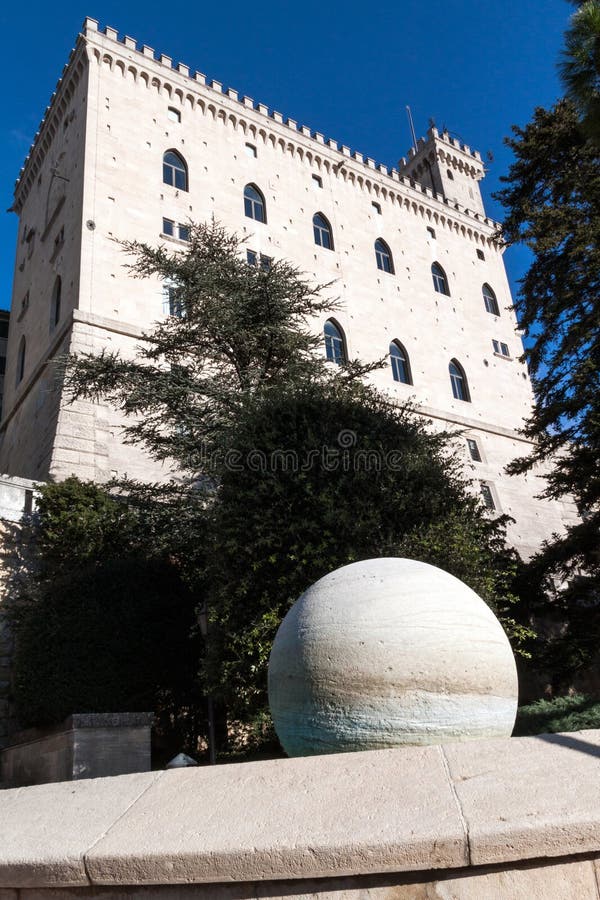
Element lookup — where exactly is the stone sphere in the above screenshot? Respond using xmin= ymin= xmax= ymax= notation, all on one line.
xmin=268 ymin=558 xmax=518 ymax=757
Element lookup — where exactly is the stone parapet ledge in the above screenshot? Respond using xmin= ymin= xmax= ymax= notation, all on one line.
xmin=0 ymin=731 xmax=599 ymax=890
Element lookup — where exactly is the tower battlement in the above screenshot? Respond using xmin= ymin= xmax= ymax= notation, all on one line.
xmin=14 ymin=18 xmax=498 ymax=234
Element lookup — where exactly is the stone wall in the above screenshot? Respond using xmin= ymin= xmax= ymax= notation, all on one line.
xmin=0 ymin=731 xmax=599 ymax=898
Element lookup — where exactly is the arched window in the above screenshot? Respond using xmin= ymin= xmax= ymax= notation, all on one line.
xmin=482 ymin=283 xmax=500 ymax=316
xmin=244 ymin=184 xmax=266 ymax=223
xmin=163 ymin=150 xmax=188 ymax=190
xmin=375 ymin=238 xmax=394 ymax=274
xmin=390 ymin=341 xmax=412 ymax=385
xmin=16 ymin=337 xmax=26 ymax=385
xmin=432 ymin=262 xmax=450 ymax=295
xmin=324 ymin=319 xmax=347 ymax=365
xmin=50 ymin=276 xmax=61 ymax=329
xmin=449 ymin=359 xmax=470 ymax=402
xmin=313 ymin=213 xmax=333 ymax=250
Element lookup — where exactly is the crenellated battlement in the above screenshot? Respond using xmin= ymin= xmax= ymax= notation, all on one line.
xmin=13 ymin=17 xmax=499 ymax=237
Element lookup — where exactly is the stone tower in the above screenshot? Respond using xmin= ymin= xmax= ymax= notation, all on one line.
xmin=0 ymin=18 xmax=578 ymax=559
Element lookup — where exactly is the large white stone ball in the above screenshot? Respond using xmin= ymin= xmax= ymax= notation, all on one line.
xmin=268 ymin=558 xmax=518 ymax=757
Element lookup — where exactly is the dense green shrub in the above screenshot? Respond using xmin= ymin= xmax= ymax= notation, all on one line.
xmin=515 ymin=694 xmax=600 ymax=735
xmin=202 ymin=382 xmax=526 ymax=723
xmin=9 ymin=479 xmax=204 ymax=756
xmin=11 ymin=558 xmax=200 ymax=730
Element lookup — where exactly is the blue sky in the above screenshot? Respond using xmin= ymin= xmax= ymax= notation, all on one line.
xmin=0 ymin=0 xmax=572 ymax=311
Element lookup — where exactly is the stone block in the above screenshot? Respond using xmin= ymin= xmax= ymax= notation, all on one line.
xmin=1 ymin=713 xmax=154 ymax=787
xmin=86 ymin=745 xmax=467 ymax=884
xmin=443 ymin=730 xmax=600 ymax=865
xmin=0 ymin=772 xmax=161 ymax=887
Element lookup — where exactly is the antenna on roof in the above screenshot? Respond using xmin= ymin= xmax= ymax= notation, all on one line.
xmin=406 ymin=106 xmax=418 ymax=154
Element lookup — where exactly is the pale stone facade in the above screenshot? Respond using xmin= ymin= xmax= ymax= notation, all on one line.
xmin=0 ymin=18 xmax=577 ymax=558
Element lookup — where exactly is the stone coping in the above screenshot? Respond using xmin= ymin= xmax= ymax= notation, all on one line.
xmin=0 ymin=730 xmax=599 ymax=888
xmin=7 ymin=713 xmax=154 ymax=749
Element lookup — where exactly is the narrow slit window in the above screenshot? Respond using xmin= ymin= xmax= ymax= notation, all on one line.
xmin=467 ymin=438 xmax=481 ymax=462
xmin=480 ymin=483 xmax=496 ymax=510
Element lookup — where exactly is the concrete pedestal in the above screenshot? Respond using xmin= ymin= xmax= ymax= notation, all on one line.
xmin=0 ymin=712 xmax=153 ymax=787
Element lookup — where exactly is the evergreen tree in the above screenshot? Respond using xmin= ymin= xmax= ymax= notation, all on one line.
xmin=560 ymin=0 xmax=600 ymax=143
xmin=62 ymin=221 xmax=525 ymax=747
xmin=497 ymin=101 xmax=600 ymax=593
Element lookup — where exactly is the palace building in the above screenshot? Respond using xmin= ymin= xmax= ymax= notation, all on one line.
xmin=0 ymin=17 xmax=577 ymax=558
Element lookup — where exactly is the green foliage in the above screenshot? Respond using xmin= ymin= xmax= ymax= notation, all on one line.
xmin=10 ymin=478 xmax=203 ymax=753
xmin=63 ymin=221 xmax=378 ymax=471
xmin=560 ymin=0 xmax=600 ymax=143
xmin=496 ymin=98 xmax=600 ymax=665
xmin=515 ymin=694 xmax=600 ymax=735
xmin=497 ymin=99 xmax=600 ymax=512
xmin=34 ymin=477 xmax=140 ymax=572
xmin=201 ymin=381 xmax=524 ymax=721
xmin=59 ymin=222 xmax=530 ymax=750
xmin=11 ymin=558 xmax=200 ymax=730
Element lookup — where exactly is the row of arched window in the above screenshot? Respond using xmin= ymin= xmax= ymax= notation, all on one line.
xmin=161 ymin=150 xmax=502 ymax=314
xmin=324 ymin=319 xmax=471 ymax=402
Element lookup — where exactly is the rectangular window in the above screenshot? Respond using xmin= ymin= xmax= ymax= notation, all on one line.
xmin=480 ymin=483 xmax=496 ymax=511
xmin=493 ymin=340 xmax=510 ymax=358
xmin=372 ymin=201 xmax=382 ymax=215
xmin=312 ymin=174 xmax=323 ymax=188
xmin=260 ymin=254 xmax=272 ymax=271
xmin=467 ymin=438 xmax=482 ymax=462
xmin=245 ymin=143 xmax=257 ymax=158
xmin=162 ymin=218 xmax=175 ymax=237
xmin=178 ymin=224 xmax=190 ymax=242
xmin=167 ymin=107 xmax=181 ymax=123
xmin=163 ymin=281 xmax=184 ymax=317
xmin=246 ymin=249 xmax=258 ymax=266
xmin=477 ymin=248 xmax=485 ymax=260
xmin=427 ymin=226 xmax=436 ymax=239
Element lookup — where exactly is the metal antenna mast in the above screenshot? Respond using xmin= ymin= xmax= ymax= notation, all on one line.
xmin=406 ymin=106 xmax=418 ymax=153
